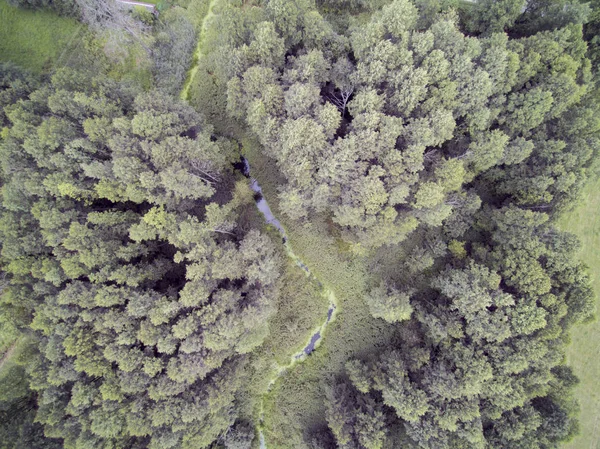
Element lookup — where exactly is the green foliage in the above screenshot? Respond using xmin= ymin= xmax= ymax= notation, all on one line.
xmin=0 ymin=63 xmax=38 ymax=128
xmin=223 ymin=421 xmax=254 ymax=449
xmin=0 ymin=339 xmax=62 ymax=449
xmin=463 ymin=0 xmax=591 ymax=36
xmin=325 ymin=381 xmax=387 ymax=449
xmin=1 ymin=0 xmax=599 ymax=448
xmin=316 ymin=0 xmax=390 ymax=14
xmin=153 ymin=7 xmax=197 ymax=96
xmin=243 ymin=137 xmax=397 ymax=449
xmin=513 ymin=0 xmax=591 ymax=36
xmin=0 ymin=67 xmax=282 ymax=448
xmin=465 ymin=0 xmax=526 ymax=34
xmin=204 ymin=0 xmax=599 ymax=447
xmin=364 ymin=283 xmax=413 ymax=323
xmin=225 ymin=0 xmax=596 ymax=254
xmin=343 ymin=233 xmax=590 ymax=447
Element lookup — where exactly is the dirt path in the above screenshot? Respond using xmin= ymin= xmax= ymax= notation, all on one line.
xmin=116 ymin=0 xmax=156 ymax=10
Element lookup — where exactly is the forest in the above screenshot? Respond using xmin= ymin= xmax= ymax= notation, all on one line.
xmin=0 ymin=0 xmax=599 ymax=448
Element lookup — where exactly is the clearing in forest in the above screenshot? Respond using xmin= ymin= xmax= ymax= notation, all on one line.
xmin=558 ymin=175 xmax=600 ymax=449
xmin=0 ymin=0 xmax=80 ymax=73
xmin=0 ymin=341 xmax=18 ymax=373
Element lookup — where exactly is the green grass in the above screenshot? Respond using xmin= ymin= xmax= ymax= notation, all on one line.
xmin=0 ymin=0 xmax=81 ymax=74
xmin=0 ymin=1 xmax=153 ymax=88
xmin=180 ymin=0 xmax=214 ymax=100
xmin=242 ymin=138 xmax=401 ymax=448
xmin=558 ymin=175 xmax=600 ymax=449
xmin=228 ymin=178 xmax=330 ymax=436
xmin=235 ymin=254 xmax=330 ymax=427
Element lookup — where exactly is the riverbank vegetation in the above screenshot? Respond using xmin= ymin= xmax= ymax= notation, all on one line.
xmin=1 ymin=0 xmax=599 ymax=448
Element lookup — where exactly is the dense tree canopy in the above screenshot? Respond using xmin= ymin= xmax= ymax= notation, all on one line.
xmin=1 ymin=0 xmax=599 ymax=447
xmin=206 ymin=0 xmax=598 ymax=447
xmin=0 ymin=67 xmax=281 ymax=448
xmin=227 ymin=0 xmax=597 ymax=254
xmin=333 ymin=206 xmax=593 ymax=448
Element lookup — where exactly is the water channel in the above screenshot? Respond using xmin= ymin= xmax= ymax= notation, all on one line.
xmin=176 ymin=3 xmax=334 ymax=443
xmin=241 ymin=158 xmax=337 ymax=448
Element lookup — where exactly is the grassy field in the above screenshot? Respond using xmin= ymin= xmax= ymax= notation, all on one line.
xmin=558 ymin=175 xmax=600 ymax=449
xmin=0 ymin=0 xmax=81 ymax=73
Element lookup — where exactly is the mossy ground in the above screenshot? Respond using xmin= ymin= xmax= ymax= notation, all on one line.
xmin=558 ymin=175 xmax=600 ymax=449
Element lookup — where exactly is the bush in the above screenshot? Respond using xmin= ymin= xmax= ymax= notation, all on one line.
xmin=132 ymin=5 xmax=156 ymax=25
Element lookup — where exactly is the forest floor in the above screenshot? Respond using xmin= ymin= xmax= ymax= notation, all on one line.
xmin=558 ymin=175 xmax=600 ymax=449
xmin=0 ymin=0 xmax=81 ymax=74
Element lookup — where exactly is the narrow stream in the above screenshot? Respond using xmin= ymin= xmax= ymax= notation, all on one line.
xmin=241 ymin=158 xmax=337 ymax=448
xmin=177 ymin=6 xmax=334 ymax=444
